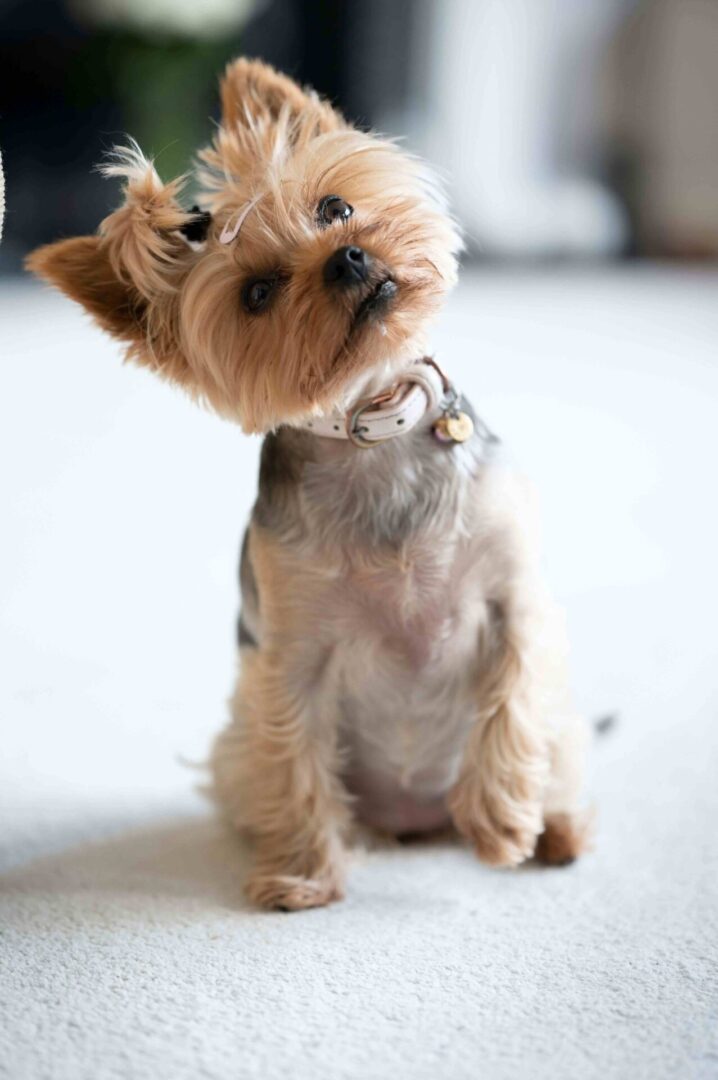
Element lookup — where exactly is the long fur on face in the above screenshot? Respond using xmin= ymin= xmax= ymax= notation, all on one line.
xmin=28 ymin=58 xmax=462 ymax=433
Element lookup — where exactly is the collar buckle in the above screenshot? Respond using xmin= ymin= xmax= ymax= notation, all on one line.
xmin=346 ymin=392 xmax=395 ymax=448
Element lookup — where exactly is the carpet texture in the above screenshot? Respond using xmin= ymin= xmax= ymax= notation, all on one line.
xmin=1 ymin=269 xmax=717 ymax=1079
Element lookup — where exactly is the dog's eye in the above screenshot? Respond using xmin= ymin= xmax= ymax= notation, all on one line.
xmin=243 ymin=277 xmax=275 ymax=314
xmin=317 ymin=195 xmax=354 ymax=228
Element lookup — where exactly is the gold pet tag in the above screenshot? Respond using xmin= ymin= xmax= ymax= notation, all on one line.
xmin=441 ymin=411 xmax=474 ymax=443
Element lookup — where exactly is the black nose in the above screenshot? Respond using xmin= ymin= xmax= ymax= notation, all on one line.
xmin=323 ymin=245 xmax=369 ymax=287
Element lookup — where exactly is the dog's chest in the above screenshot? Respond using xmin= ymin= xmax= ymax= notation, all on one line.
xmin=332 ymin=537 xmax=486 ymax=812
xmin=341 ymin=539 xmax=482 ymax=669
xmin=253 ymin=422 xmax=500 ymax=825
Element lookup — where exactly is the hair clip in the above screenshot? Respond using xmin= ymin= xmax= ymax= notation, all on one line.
xmin=219 ymin=194 xmax=263 ymax=244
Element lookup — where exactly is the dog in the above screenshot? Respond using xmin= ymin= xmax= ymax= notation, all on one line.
xmin=28 ymin=58 xmax=590 ymax=910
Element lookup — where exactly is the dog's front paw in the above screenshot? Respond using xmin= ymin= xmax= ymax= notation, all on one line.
xmin=465 ymin=820 xmax=539 ymax=868
xmin=450 ymin=788 xmax=542 ymax=868
xmin=245 ymin=870 xmax=345 ymax=911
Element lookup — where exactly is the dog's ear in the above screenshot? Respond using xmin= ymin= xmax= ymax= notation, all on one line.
xmin=200 ymin=58 xmax=346 ymax=200
xmin=219 ymin=57 xmax=344 ymax=137
xmin=27 ymin=143 xmax=205 ymax=390
xmin=27 ymin=235 xmax=146 ymax=346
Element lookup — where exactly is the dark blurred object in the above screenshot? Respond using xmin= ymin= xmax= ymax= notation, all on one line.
xmin=0 ymin=0 xmax=122 ymax=273
xmin=0 ymin=151 xmax=5 ymax=241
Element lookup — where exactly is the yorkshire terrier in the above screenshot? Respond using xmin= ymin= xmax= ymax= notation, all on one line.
xmin=28 ymin=58 xmax=590 ymax=910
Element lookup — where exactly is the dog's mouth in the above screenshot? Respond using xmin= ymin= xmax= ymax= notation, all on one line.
xmin=352 ymin=277 xmax=398 ymax=326
xmin=323 ymin=276 xmax=400 ymax=384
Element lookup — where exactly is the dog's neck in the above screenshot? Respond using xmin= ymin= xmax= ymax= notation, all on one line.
xmin=257 ymin=384 xmax=495 ymax=551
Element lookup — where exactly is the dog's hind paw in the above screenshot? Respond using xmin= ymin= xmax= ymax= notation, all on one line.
xmin=535 ymin=811 xmax=594 ymax=867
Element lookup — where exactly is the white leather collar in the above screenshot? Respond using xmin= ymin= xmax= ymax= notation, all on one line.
xmin=302 ymin=359 xmax=448 ymax=448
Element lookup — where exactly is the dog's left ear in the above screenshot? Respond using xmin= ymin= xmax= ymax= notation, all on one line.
xmin=200 ymin=58 xmax=345 ymax=188
xmin=27 ymin=143 xmax=207 ymax=390
xmin=219 ymin=57 xmax=344 ymax=138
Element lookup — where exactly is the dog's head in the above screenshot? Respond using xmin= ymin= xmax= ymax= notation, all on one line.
xmin=28 ymin=59 xmax=461 ymax=432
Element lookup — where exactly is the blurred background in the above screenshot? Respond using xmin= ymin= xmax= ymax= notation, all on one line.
xmin=2 ymin=0 xmax=718 ymax=271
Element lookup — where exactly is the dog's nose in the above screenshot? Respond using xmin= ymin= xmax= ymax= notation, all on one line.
xmin=323 ymin=246 xmax=369 ymax=287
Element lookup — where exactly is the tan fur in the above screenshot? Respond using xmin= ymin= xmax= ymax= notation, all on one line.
xmin=27 ymin=235 xmax=146 ymax=346
xmin=217 ymin=57 xmax=342 ymax=143
xmin=212 ymin=526 xmax=351 ymax=909
xmin=27 ymin=58 xmax=590 ymax=910
xmin=448 ymin=602 xmax=550 ymax=867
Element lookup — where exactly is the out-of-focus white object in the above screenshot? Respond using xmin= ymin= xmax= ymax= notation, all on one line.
xmin=74 ymin=0 xmax=260 ymax=39
xmin=415 ymin=0 xmax=632 ymax=257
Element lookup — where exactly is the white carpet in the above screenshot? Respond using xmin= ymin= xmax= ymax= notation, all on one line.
xmin=1 ymin=267 xmax=717 ymax=1079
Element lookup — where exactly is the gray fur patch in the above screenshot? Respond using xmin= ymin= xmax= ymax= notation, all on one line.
xmin=247 ymin=399 xmax=500 ymax=551
xmin=237 ymin=527 xmax=261 ymax=647
xmin=252 ymin=431 xmax=302 ymax=532
xmin=237 ymin=614 xmax=258 ymax=648
xmin=239 ymin=528 xmax=258 ymax=609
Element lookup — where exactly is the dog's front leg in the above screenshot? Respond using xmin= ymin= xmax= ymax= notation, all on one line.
xmin=449 ymin=597 xmax=550 ymax=867
xmin=214 ymin=644 xmax=349 ymax=911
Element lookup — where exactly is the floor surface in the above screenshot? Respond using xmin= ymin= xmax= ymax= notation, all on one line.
xmin=1 ymin=267 xmax=717 ymax=1079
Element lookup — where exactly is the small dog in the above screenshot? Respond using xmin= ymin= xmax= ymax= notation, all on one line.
xmin=29 ymin=58 xmax=590 ymax=910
